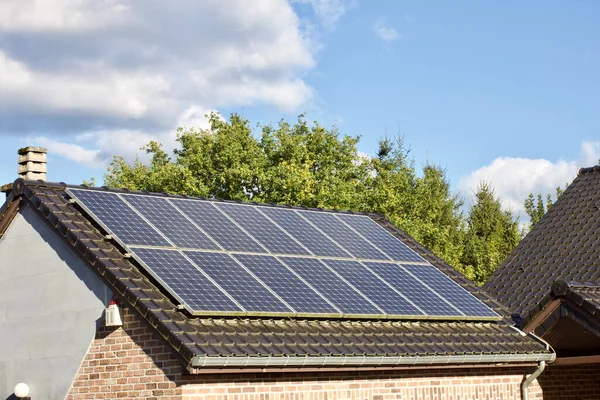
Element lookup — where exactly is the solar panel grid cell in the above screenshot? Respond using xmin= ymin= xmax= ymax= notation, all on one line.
xmin=338 ymin=214 xmax=424 ymax=262
xmin=69 ymin=189 xmax=170 ymax=247
xmin=323 ymin=259 xmax=424 ymax=316
xmin=363 ymin=262 xmax=459 ymax=316
xmin=184 ymin=251 xmax=292 ymax=313
xmin=131 ymin=247 xmax=242 ymax=312
xmin=233 ymin=254 xmax=340 ymax=315
xmin=300 ymin=211 xmax=389 ymax=260
xmin=282 ymin=257 xmax=383 ymax=315
xmin=216 ymin=203 xmax=310 ymax=255
xmin=123 ymin=194 xmax=220 ymax=250
xmin=402 ymin=264 xmax=498 ymax=317
xmin=172 ymin=199 xmax=267 ymax=253
xmin=259 ymin=208 xmax=349 ymax=257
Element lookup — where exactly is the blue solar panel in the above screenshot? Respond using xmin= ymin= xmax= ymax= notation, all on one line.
xmin=337 ymin=214 xmax=424 ymax=262
xmin=215 ymin=203 xmax=310 ymax=255
xmin=233 ymin=254 xmax=339 ymax=314
xmin=402 ymin=264 xmax=498 ymax=317
xmin=122 ymin=194 xmax=219 ymax=250
xmin=282 ymin=257 xmax=382 ymax=315
xmin=69 ymin=189 xmax=170 ymax=247
xmin=172 ymin=199 xmax=266 ymax=253
xmin=363 ymin=262 xmax=458 ymax=316
xmin=131 ymin=248 xmax=242 ymax=312
xmin=299 ymin=211 xmax=388 ymax=260
xmin=184 ymin=251 xmax=292 ymax=313
xmin=69 ymin=188 xmax=499 ymax=320
xmin=323 ymin=259 xmax=424 ymax=316
xmin=259 ymin=208 xmax=349 ymax=257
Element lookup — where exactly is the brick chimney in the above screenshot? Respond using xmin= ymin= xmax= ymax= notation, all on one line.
xmin=18 ymin=146 xmax=47 ymax=181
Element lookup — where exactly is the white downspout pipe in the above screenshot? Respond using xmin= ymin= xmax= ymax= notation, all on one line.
xmin=521 ymin=331 xmax=554 ymax=400
xmin=521 ymin=360 xmax=545 ymax=400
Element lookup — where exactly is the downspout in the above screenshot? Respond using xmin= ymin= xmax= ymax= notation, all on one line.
xmin=521 ymin=360 xmax=545 ymax=400
xmin=521 ymin=332 xmax=554 ymax=400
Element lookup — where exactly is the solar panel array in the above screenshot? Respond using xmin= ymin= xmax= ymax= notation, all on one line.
xmin=67 ymin=188 xmax=499 ymax=320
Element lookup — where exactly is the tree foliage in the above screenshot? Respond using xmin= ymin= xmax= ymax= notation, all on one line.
xmin=523 ymin=186 xmax=565 ymax=228
xmin=103 ymin=112 xmax=520 ymax=284
xmin=460 ymin=183 xmax=521 ymax=284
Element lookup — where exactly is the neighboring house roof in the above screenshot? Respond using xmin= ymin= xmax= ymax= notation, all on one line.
xmin=0 ymin=179 xmax=553 ymax=370
xmin=521 ymin=281 xmax=600 ymax=357
xmin=484 ymin=166 xmax=600 ymax=318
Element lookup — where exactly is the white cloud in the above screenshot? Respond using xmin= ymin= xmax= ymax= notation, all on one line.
xmin=295 ymin=0 xmax=355 ymax=27
xmin=0 ymin=50 xmax=175 ymax=123
xmin=1 ymin=1 xmax=321 ymax=136
xmin=0 ymin=0 xmax=134 ymax=32
xmin=36 ymin=138 xmax=103 ymax=169
xmin=458 ymin=141 xmax=600 ymax=219
xmin=35 ymin=107 xmax=219 ymax=170
xmin=1 ymin=1 xmax=351 ymax=172
xmin=374 ymin=18 xmax=401 ymax=42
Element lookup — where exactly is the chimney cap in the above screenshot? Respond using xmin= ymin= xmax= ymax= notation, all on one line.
xmin=18 ymin=146 xmax=47 ymax=155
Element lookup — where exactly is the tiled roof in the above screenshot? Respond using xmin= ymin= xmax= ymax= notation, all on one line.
xmin=556 ymin=281 xmax=600 ymax=316
xmin=484 ymin=166 xmax=600 ymax=318
xmin=522 ymin=281 xmax=600 ymax=356
xmin=0 ymin=179 xmax=553 ymax=369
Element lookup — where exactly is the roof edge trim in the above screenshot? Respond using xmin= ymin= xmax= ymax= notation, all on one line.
xmin=190 ymin=352 xmax=555 ymax=368
xmin=579 ymin=165 xmax=600 ymax=174
xmin=0 ymin=197 xmax=21 ymax=239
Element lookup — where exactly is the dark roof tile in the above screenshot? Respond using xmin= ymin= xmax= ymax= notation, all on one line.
xmin=485 ymin=167 xmax=600 ymax=317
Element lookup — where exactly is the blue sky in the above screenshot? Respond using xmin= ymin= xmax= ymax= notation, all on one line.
xmin=1 ymin=0 xmax=598 ymax=217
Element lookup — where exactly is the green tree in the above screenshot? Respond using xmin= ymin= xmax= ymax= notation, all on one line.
xmin=524 ymin=186 xmax=564 ymax=228
xmin=258 ymin=115 xmax=366 ymax=209
xmin=101 ymin=112 xmax=518 ymax=284
xmin=461 ymin=182 xmax=520 ymax=285
xmin=362 ymin=138 xmax=465 ymax=268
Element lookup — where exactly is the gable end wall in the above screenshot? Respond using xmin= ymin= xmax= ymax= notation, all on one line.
xmin=0 ymin=205 xmax=112 ymax=399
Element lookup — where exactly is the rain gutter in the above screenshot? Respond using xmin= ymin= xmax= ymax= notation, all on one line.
xmin=191 ymin=351 xmax=554 ymax=369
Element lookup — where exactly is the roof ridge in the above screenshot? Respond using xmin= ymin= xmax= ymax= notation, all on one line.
xmin=579 ymin=165 xmax=600 ymax=174
xmin=15 ymin=178 xmax=383 ymax=218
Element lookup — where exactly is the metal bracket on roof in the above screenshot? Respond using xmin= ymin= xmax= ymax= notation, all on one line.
xmin=177 ymin=305 xmax=185 ymax=310
xmin=68 ymin=198 xmax=77 ymax=204
xmin=104 ymin=234 xmax=113 ymax=240
xmin=123 ymin=253 xmax=132 ymax=258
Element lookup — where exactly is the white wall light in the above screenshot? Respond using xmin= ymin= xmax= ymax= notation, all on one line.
xmin=14 ymin=382 xmax=30 ymax=398
xmin=105 ymin=299 xmax=122 ymax=327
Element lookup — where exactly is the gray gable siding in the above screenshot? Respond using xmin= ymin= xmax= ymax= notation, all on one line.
xmin=0 ymin=205 xmax=112 ymax=400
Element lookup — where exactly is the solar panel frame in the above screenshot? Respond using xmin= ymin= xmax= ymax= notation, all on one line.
xmin=127 ymin=247 xmax=246 ymax=315
xmin=171 ymin=198 xmax=268 ymax=253
xmin=280 ymin=256 xmax=385 ymax=317
xmin=362 ymin=262 xmax=463 ymax=316
xmin=215 ymin=203 xmax=311 ymax=256
xmin=184 ymin=251 xmax=295 ymax=316
xmin=336 ymin=214 xmax=426 ymax=263
xmin=66 ymin=188 xmax=503 ymax=321
xmin=67 ymin=188 xmax=172 ymax=247
xmin=122 ymin=194 xmax=221 ymax=250
xmin=298 ymin=210 xmax=389 ymax=260
xmin=233 ymin=253 xmax=342 ymax=317
xmin=323 ymin=259 xmax=425 ymax=317
xmin=259 ymin=207 xmax=352 ymax=258
xmin=402 ymin=264 xmax=500 ymax=319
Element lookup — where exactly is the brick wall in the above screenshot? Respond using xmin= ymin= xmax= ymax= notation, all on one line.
xmin=537 ymin=364 xmax=600 ymax=400
xmin=67 ymin=306 xmax=184 ymax=399
xmin=68 ymin=305 xmax=544 ymax=399
xmin=179 ymin=368 xmax=542 ymax=400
